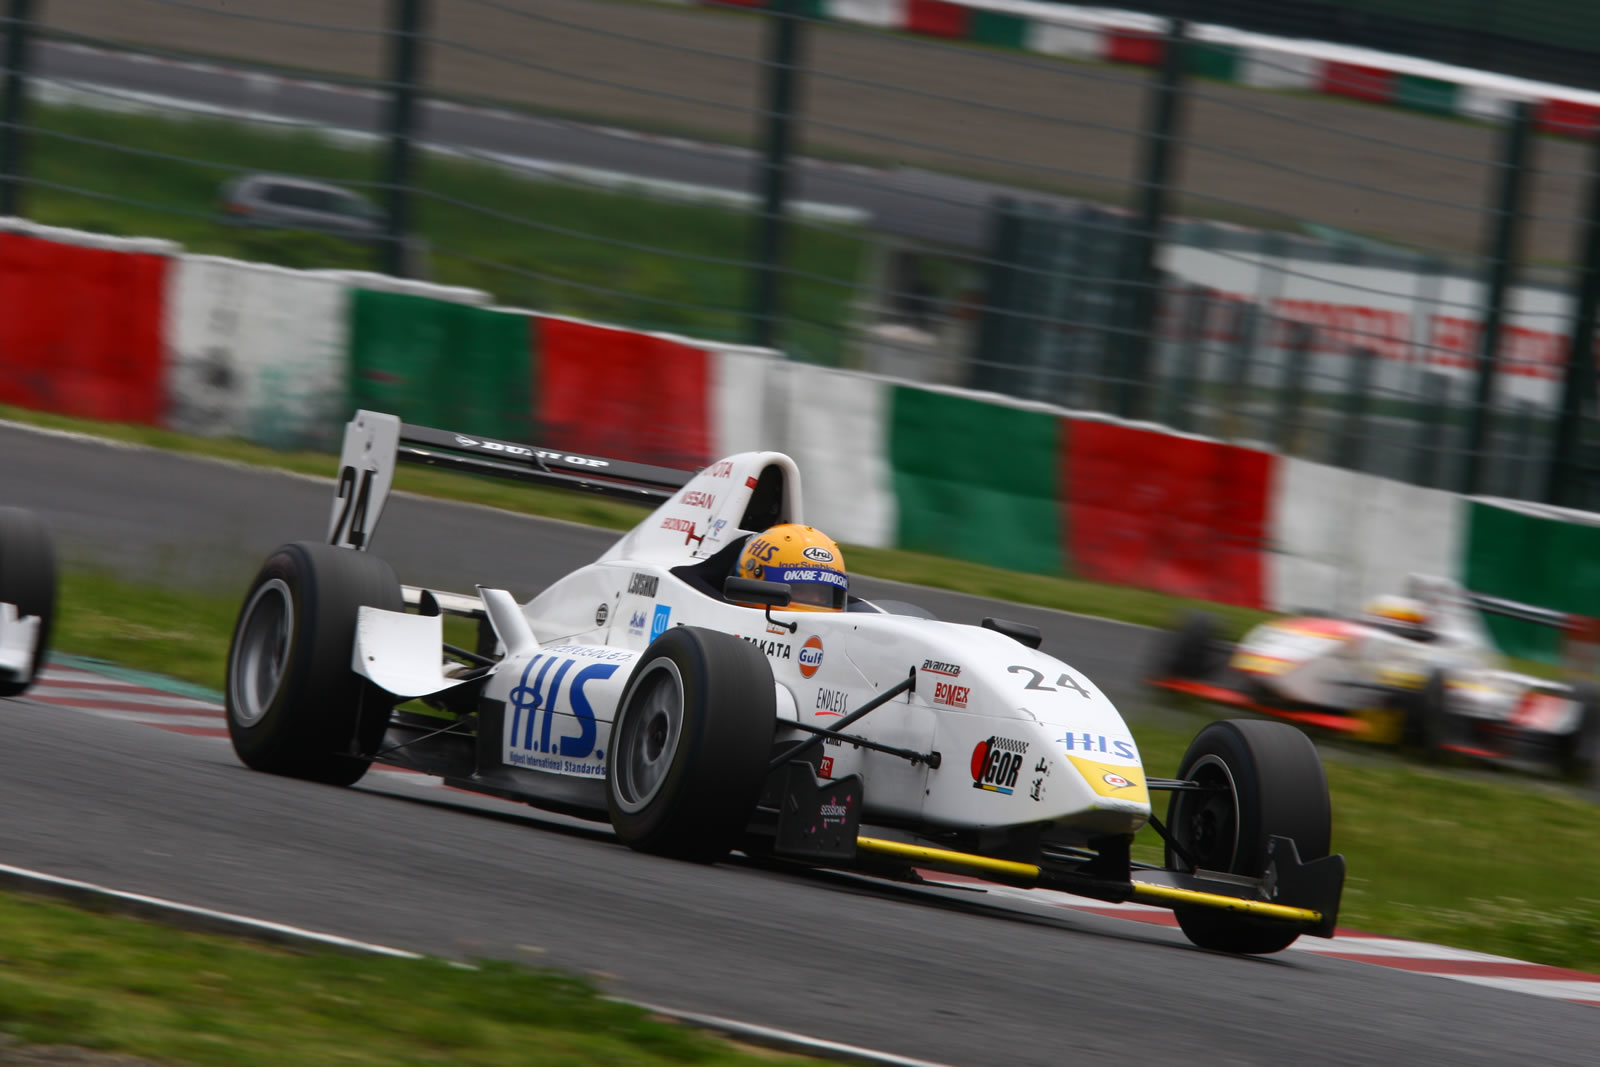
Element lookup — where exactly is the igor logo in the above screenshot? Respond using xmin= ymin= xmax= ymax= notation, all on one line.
xmin=798 ymin=636 xmax=824 ymax=678
xmin=970 ymin=736 xmax=1028 ymax=795
xmin=802 ymin=545 xmax=834 ymax=563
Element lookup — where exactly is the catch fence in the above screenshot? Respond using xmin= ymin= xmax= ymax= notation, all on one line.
xmin=3 ymin=0 xmax=1600 ymax=505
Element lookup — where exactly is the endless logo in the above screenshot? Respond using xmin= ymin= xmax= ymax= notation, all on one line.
xmin=970 ymin=736 xmax=1028 ymax=795
xmin=798 ymin=636 xmax=824 ymax=678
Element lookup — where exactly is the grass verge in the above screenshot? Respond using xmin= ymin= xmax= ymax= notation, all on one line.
xmin=0 ymin=891 xmax=801 ymax=1066
xmin=45 ymin=564 xmax=1600 ymax=974
xmin=24 ymin=101 xmax=864 ymax=364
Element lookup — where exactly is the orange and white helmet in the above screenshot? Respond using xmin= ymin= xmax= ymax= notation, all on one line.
xmin=736 ymin=524 xmax=847 ymax=612
xmin=1361 ymin=594 xmax=1430 ymax=632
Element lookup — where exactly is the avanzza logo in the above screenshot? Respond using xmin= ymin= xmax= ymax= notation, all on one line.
xmin=921 ymin=659 xmax=961 ymax=678
xmin=741 ymin=636 xmax=791 ymax=660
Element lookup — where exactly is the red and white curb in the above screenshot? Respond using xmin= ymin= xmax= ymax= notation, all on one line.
xmin=22 ymin=664 xmax=1600 ymax=1009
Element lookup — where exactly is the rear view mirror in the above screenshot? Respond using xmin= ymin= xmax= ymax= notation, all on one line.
xmin=723 ymin=577 xmax=792 ymax=607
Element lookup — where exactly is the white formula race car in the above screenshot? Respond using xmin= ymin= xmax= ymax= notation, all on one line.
xmin=0 ymin=507 xmax=57 ymax=698
xmin=224 ymin=411 xmax=1346 ymax=954
xmin=1149 ymin=576 xmax=1600 ymax=782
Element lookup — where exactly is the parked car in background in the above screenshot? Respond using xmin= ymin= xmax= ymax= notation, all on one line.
xmin=219 ymin=175 xmax=386 ymax=242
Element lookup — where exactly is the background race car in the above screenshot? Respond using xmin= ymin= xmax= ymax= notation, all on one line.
xmin=1148 ymin=574 xmax=1600 ymax=783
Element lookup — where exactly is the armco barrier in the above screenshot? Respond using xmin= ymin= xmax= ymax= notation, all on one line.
xmin=348 ymin=290 xmax=533 ymax=444
xmin=535 ymin=315 xmax=712 ymax=469
xmin=1067 ymin=418 xmax=1270 ymax=609
xmin=0 ymin=221 xmax=175 ymax=426
xmin=166 ymin=256 xmax=349 ymax=450
xmin=888 ymin=384 xmax=1062 ymax=575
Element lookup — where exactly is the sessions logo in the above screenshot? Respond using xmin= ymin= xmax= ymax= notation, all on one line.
xmin=798 ymin=636 xmax=824 ymax=678
xmin=971 ymin=736 xmax=1029 ymax=795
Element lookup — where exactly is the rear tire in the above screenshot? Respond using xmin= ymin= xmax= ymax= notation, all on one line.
xmin=1165 ymin=719 xmax=1332 ymax=954
xmin=607 ymin=626 xmax=775 ymax=862
xmin=226 ymin=542 xmax=402 ymax=786
xmin=0 ymin=508 xmax=57 ymax=698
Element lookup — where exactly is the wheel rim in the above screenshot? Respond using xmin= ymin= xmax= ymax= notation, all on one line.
xmin=1171 ymin=753 xmax=1239 ymax=872
xmin=612 ymin=660 xmax=684 ymax=814
xmin=229 ymin=579 xmax=294 ymax=727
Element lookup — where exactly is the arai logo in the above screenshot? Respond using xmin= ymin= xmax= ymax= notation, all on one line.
xmin=798 ymin=636 xmax=824 ymax=679
xmin=802 ymin=545 xmax=835 ymax=563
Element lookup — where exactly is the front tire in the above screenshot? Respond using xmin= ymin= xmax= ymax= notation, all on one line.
xmin=1165 ymin=719 xmax=1332 ymax=954
xmin=226 ymin=542 xmax=402 ymax=786
xmin=607 ymin=626 xmax=775 ymax=862
xmin=1150 ymin=611 xmax=1229 ymax=681
xmin=0 ymin=508 xmax=57 ymax=698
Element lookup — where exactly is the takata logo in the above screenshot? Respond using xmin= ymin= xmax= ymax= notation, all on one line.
xmin=921 ymin=659 xmax=960 ymax=677
xmin=798 ymin=636 xmax=824 ymax=679
xmin=933 ymin=682 xmax=968 ymax=708
xmin=971 ymin=736 xmax=1028 ymax=795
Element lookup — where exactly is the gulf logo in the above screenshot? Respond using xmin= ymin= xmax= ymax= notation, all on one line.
xmin=798 ymin=636 xmax=824 ymax=678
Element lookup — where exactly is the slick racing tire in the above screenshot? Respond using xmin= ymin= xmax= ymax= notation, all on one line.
xmin=1149 ymin=611 xmax=1229 ymax=682
xmin=1165 ymin=719 xmax=1332 ymax=955
xmin=607 ymin=626 xmax=775 ymax=863
xmin=0 ymin=507 xmax=57 ymax=698
xmin=1403 ymin=669 xmax=1450 ymax=760
xmin=1560 ymin=681 xmax=1600 ymax=785
xmin=226 ymin=541 xmax=402 ymax=786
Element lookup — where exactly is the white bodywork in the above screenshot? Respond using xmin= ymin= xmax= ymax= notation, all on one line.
xmin=1231 ymin=574 xmax=1584 ymax=737
xmin=0 ymin=601 xmax=41 ymax=683
xmin=343 ymin=414 xmax=1151 ymax=841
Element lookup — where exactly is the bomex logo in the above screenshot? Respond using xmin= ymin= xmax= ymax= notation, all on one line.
xmin=1058 ymin=733 xmax=1138 ymax=761
xmin=507 ymin=653 xmax=619 ymax=765
xmin=650 ymin=605 xmax=671 ymax=641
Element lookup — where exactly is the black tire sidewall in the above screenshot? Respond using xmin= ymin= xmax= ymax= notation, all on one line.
xmin=1165 ymin=719 xmax=1331 ymax=954
xmin=226 ymin=542 xmax=401 ymax=783
xmin=606 ymin=626 xmax=775 ymax=861
xmin=0 ymin=508 xmax=57 ymax=698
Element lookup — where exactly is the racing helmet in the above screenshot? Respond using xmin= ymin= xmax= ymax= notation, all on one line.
xmin=736 ymin=524 xmax=847 ymax=612
xmin=1360 ymin=594 xmax=1431 ymax=636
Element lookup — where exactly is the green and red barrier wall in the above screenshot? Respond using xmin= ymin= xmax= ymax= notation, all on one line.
xmin=0 ymin=217 xmax=1586 ymax=642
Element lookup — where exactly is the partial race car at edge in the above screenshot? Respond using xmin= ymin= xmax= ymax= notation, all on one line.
xmin=222 ymin=411 xmax=1346 ymax=955
xmin=0 ymin=506 xmax=57 ymax=699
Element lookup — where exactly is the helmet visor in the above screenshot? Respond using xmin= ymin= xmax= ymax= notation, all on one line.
xmin=773 ymin=565 xmax=847 ymax=610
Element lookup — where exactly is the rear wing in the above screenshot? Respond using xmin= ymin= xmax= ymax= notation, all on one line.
xmin=326 ymin=410 xmax=694 ymax=552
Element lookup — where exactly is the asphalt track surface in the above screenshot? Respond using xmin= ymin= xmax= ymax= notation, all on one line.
xmin=3 ymin=424 xmax=1598 ymax=1064
xmin=33 ymin=0 xmax=1596 ymax=262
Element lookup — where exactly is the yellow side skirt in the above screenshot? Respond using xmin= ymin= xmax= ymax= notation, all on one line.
xmin=855 ymin=836 xmax=1323 ymax=926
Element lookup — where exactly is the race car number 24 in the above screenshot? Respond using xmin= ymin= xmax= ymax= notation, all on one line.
xmin=1007 ymin=665 xmax=1090 ymax=699
xmin=507 ymin=654 xmax=619 ymax=765
xmin=331 ymin=465 xmax=375 ymax=549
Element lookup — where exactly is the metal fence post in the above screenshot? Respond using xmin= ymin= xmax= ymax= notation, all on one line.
xmin=1115 ymin=18 xmax=1188 ymax=420
xmin=746 ymin=0 xmax=805 ymax=349
xmin=1163 ymin=284 xmax=1209 ymax=431
xmin=1337 ymin=346 xmax=1376 ymax=471
xmin=1412 ymin=371 xmax=1450 ymax=488
xmin=1463 ymin=99 xmax=1534 ymax=494
xmin=1546 ymin=127 xmax=1600 ymax=506
xmin=0 ymin=0 xmax=37 ymax=218
xmin=381 ymin=0 xmax=425 ymax=278
xmin=1273 ymin=321 xmax=1313 ymax=455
